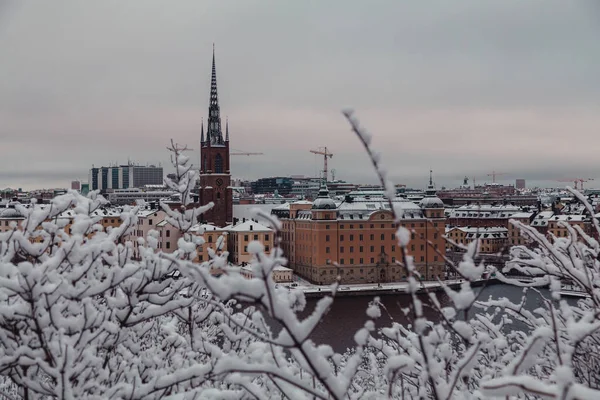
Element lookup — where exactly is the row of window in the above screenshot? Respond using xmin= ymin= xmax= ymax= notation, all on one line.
xmin=242 ymin=234 xmax=269 ymax=242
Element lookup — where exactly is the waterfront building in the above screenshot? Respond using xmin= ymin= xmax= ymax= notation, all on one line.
xmin=445 ymin=226 xmax=508 ymax=254
xmin=275 ymin=174 xmax=446 ymax=284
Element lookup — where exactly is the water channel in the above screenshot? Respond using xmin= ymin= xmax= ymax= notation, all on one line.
xmin=300 ymin=283 xmax=556 ymax=353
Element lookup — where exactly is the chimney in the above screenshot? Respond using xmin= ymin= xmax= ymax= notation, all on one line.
xmin=250 ymin=224 xmax=253 ymax=231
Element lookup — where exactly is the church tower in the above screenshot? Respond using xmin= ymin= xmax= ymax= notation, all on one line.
xmin=199 ymin=46 xmax=233 ymax=227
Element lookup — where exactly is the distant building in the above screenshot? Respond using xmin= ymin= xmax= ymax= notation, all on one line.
xmin=89 ymin=165 xmax=163 ymax=192
xmin=251 ymin=177 xmax=293 ymax=195
xmin=516 ymin=179 xmax=526 ymax=189
xmin=106 ymin=188 xmax=178 ymax=206
xmin=71 ymin=180 xmax=81 ymax=191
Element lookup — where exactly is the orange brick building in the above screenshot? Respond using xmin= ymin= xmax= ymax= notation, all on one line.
xmin=275 ymin=182 xmax=446 ymax=284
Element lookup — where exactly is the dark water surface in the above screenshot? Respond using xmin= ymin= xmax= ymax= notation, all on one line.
xmin=301 ymin=284 xmax=551 ymax=353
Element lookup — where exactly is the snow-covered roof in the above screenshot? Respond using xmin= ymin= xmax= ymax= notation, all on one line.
xmin=227 ymin=220 xmax=272 ymax=232
xmin=419 ymin=196 xmax=444 ymax=209
xmin=190 ymin=223 xmax=224 ymax=233
xmin=510 ymin=212 xmax=534 ymax=219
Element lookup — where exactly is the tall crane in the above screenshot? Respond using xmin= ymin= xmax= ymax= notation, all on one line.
xmin=310 ymin=147 xmax=333 ymax=183
xmin=556 ymin=178 xmax=595 ymax=191
xmin=487 ymin=171 xmax=507 ymax=184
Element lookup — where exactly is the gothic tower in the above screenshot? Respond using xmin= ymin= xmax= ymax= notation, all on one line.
xmin=199 ymin=46 xmax=233 ymax=227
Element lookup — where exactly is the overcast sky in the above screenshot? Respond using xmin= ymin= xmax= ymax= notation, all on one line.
xmin=1 ymin=1 xmax=599 ymax=190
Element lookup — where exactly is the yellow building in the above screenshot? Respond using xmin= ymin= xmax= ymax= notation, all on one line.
xmin=226 ymin=219 xmax=274 ymax=265
xmin=274 ymin=182 xmax=446 ymax=284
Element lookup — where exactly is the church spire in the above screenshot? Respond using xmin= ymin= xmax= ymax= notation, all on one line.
xmin=226 ymin=116 xmax=229 ymax=141
xmin=429 ymin=169 xmax=433 ymax=187
xmin=206 ymin=43 xmax=223 ymax=145
xmin=200 ymin=118 xmax=204 ymax=143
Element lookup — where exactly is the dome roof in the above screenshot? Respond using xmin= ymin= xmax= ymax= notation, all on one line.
xmin=419 ymin=196 xmax=444 ymax=209
xmin=0 ymin=207 xmax=23 ymax=218
xmin=312 ymin=184 xmax=336 ymax=210
xmin=419 ymin=170 xmax=444 ymax=209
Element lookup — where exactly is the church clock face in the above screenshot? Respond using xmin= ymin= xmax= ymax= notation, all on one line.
xmin=216 ymin=178 xmax=224 ymax=187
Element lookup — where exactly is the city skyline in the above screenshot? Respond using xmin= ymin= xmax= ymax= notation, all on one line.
xmin=1 ymin=1 xmax=599 ymax=190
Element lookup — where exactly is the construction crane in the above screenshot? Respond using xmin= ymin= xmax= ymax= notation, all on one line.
xmin=556 ymin=178 xmax=595 ymax=191
xmin=310 ymin=147 xmax=333 ymax=183
xmin=487 ymin=171 xmax=507 ymax=184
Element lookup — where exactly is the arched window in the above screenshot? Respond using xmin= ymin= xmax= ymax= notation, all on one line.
xmin=215 ymin=154 xmax=223 ymax=173
xmin=203 ymin=156 xmax=208 ymax=172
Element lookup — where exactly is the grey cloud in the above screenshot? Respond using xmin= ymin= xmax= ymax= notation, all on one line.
xmin=0 ymin=0 xmax=599 ymax=190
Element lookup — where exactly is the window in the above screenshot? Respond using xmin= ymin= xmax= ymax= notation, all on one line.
xmin=254 ymin=234 xmax=258 ymax=240
xmin=421 ymin=244 xmax=425 ymax=251
xmin=244 ymin=234 xmax=248 ymax=241
xmin=434 ymin=233 xmax=438 ymax=239
xmin=199 ymin=255 xmax=203 ymax=261
xmin=392 ymin=257 xmax=395 ymax=262
xmin=326 ymin=247 xmax=330 ymax=253
xmin=380 ymin=234 xmax=385 ymax=240
xmin=350 ymin=258 xmax=354 ymax=264
xmin=350 ymin=246 xmax=354 ymax=253
xmin=265 ymin=245 xmax=270 ymax=252
xmin=360 ymin=246 xmax=363 ymax=252
xmin=370 ymin=234 xmax=374 ymax=240
xmin=340 ymin=247 xmax=344 ymax=253
xmin=360 ymin=258 xmax=363 ymax=264
xmin=208 ymin=236 xmax=213 ymax=243
xmin=392 ymin=245 xmax=396 ymax=252
xmin=217 ymin=192 xmax=221 ymax=199
xmin=411 ymin=233 xmax=416 ymax=240
xmin=381 ymin=245 xmax=385 ymax=253
xmin=350 ymin=234 xmax=354 ymax=241
xmin=359 ymin=234 xmax=363 ymax=241
xmin=265 ymin=234 xmax=269 ymax=241
xmin=340 ymin=224 xmax=345 ymax=229
xmin=244 ymin=246 xmax=248 ymax=252
xmin=370 ymin=258 xmax=374 ymax=263
xmin=410 ymin=244 xmax=414 ymax=251
xmin=149 ymin=219 xmax=153 ymax=225
xmin=350 ymin=224 xmax=354 ymax=229
xmin=370 ymin=246 xmax=374 ymax=252
xmin=340 ymin=259 xmax=345 ymax=265
xmin=370 ymin=224 xmax=374 ymax=229
xmin=420 ymin=256 xmax=424 ymax=261
xmin=166 ymin=230 xmax=170 ymax=237
xmin=215 ymin=154 xmax=223 ymax=173
xmin=326 ymin=235 xmax=330 ymax=242
xmin=166 ymin=242 xmax=170 ymax=249
xmin=434 ymin=256 xmax=438 ymax=261
xmin=326 ymin=224 xmax=330 ymax=230
xmin=340 ymin=235 xmax=344 ymax=241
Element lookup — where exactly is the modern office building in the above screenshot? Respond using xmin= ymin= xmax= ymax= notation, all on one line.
xmin=89 ymin=164 xmax=163 ymax=192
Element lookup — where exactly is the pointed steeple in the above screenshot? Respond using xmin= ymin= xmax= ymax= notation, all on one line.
xmin=210 ymin=43 xmax=218 ymax=108
xmin=200 ymin=118 xmax=205 ymax=143
xmin=206 ymin=43 xmax=223 ymax=145
xmin=225 ymin=116 xmax=229 ymax=141
xmin=425 ymin=169 xmax=436 ymax=197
